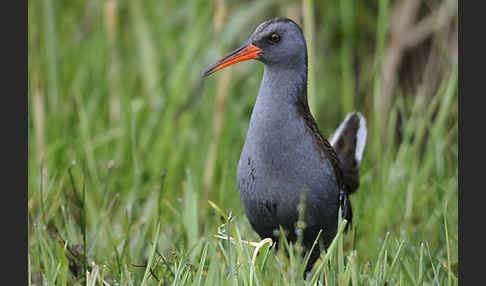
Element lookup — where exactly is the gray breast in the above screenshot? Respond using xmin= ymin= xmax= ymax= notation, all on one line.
xmin=236 ymin=100 xmax=340 ymax=238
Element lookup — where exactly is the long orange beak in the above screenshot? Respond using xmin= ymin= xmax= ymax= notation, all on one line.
xmin=202 ymin=43 xmax=262 ymax=77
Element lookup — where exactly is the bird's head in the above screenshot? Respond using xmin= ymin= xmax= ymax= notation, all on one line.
xmin=202 ymin=17 xmax=307 ymax=77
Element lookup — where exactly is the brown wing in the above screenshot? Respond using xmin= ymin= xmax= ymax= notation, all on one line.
xmin=296 ymin=96 xmax=345 ymax=190
xmin=296 ymin=95 xmax=354 ymax=229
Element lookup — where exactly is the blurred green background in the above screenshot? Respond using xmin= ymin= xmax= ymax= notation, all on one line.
xmin=28 ymin=0 xmax=458 ymax=284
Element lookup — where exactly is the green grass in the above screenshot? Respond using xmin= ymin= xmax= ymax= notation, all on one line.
xmin=28 ymin=0 xmax=458 ymax=285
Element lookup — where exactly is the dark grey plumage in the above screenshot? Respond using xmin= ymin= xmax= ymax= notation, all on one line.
xmin=203 ymin=17 xmax=367 ymax=273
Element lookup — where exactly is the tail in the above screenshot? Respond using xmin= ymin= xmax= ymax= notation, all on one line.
xmin=330 ymin=111 xmax=367 ymax=195
xmin=331 ymin=112 xmax=367 ymax=230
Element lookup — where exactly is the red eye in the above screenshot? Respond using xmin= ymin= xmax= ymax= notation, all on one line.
xmin=270 ymin=33 xmax=280 ymax=43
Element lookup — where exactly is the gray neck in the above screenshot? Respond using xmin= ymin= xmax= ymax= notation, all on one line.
xmin=245 ymin=62 xmax=310 ymax=153
xmin=257 ymin=63 xmax=308 ymax=111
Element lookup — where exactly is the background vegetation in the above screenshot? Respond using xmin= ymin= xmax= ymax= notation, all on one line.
xmin=28 ymin=0 xmax=458 ymax=284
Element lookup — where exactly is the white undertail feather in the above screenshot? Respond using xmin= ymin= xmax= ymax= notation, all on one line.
xmin=330 ymin=111 xmax=368 ymax=166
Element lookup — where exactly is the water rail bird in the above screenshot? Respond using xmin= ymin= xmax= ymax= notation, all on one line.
xmin=203 ymin=17 xmax=367 ymax=273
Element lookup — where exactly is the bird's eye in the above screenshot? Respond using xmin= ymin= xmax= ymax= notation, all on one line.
xmin=270 ymin=33 xmax=280 ymax=43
